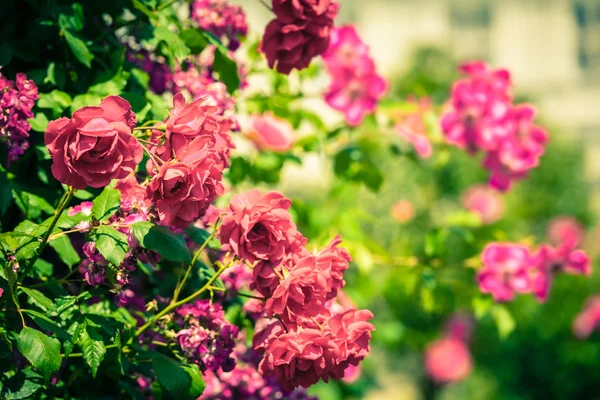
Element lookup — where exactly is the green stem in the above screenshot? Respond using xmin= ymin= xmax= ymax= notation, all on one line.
xmin=171 ymin=218 xmax=220 ymax=304
xmin=131 ymin=264 xmax=228 ymax=341
xmin=20 ymin=187 xmax=75 ymax=281
xmin=157 ymin=0 xmax=181 ymax=11
xmin=207 ymin=286 xmax=266 ymax=300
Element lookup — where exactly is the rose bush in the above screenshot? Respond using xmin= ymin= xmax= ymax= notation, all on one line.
xmin=0 ymin=1 xmax=597 ymax=399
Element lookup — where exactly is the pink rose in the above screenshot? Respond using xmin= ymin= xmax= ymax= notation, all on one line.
xmin=45 ymin=96 xmax=142 ymax=189
xmin=265 ymin=254 xmax=330 ymax=323
xmin=327 ymin=308 xmax=375 ymax=373
xmin=461 ymin=184 xmax=504 ymax=224
xmin=219 ymin=189 xmax=306 ymax=263
xmin=150 ymin=93 xmax=232 ymax=168
xmin=146 ymin=138 xmax=224 ymax=228
xmin=246 ymin=113 xmax=295 ymax=153
xmin=251 ymin=247 xmax=309 ymax=298
xmin=258 ymin=328 xmax=337 ymax=391
xmin=315 ymin=235 xmax=351 ymax=300
xmin=424 ymin=337 xmax=472 ymax=384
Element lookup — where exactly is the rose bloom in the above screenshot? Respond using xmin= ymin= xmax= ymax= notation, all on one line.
xmin=265 ymin=253 xmax=330 ymax=323
xmin=314 ymin=235 xmax=351 ymax=300
xmin=461 ymin=184 xmax=504 ymax=224
xmin=146 ymin=136 xmax=224 ymax=228
xmin=258 ymin=328 xmax=337 ymax=391
xmin=260 ymin=1 xmax=338 ymax=74
xmin=391 ymin=200 xmax=415 ymax=223
xmin=45 ymin=96 xmax=142 ymax=189
xmin=251 ymin=247 xmax=310 ymax=298
xmin=219 ymin=189 xmax=306 ymax=263
xmin=547 ymin=216 xmax=584 ymax=249
xmin=477 ymin=243 xmax=533 ymax=302
xmin=245 ymin=113 xmax=295 ymax=153
xmin=424 ymin=337 xmax=472 ymax=384
xmin=325 ymin=61 xmax=388 ymax=126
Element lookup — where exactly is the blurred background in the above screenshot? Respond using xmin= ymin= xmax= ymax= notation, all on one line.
xmin=232 ymin=0 xmax=600 ymax=399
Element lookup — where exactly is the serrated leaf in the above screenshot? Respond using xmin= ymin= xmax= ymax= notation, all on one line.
xmin=91 ymin=188 xmax=121 ymax=222
xmin=18 ymin=327 xmax=62 ymax=379
xmin=19 ymin=287 xmax=56 ymax=312
xmin=95 ymin=226 xmax=128 ymax=267
xmin=63 ymin=321 xmax=83 ymax=359
xmin=80 ymin=326 xmax=106 ymax=378
xmin=3 ymin=369 xmax=44 ymax=400
xmin=135 ymin=224 xmax=190 ymax=263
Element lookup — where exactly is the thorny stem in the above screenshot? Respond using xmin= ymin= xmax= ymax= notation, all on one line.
xmin=171 ymin=218 xmax=221 ymax=304
xmin=21 ymin=186 xmax=75 ymax=281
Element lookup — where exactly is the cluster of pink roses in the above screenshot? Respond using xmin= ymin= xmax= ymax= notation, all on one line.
xmin=0 ymin=70 xmax=39 ymax=165
xmin=477 ymin=237 xmax=590 ymax=303
xmin=261 ymin=0 xmax=338 ymax=74
xmin=441 ymin=61 xmax=548 ymax=191
xmin=191 ymin=0 xmax=248 ymax=51
xmin=218 ymin=189 xmax=375 ymax=391
xmin=424 ymin=314 xmax=473 ymax=384
xmin=322 ymin=25 xmax=387 ymax=126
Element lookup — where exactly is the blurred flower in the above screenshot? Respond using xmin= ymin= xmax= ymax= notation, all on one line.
xmin=191 ymin=0 xmax=248 ymax=51
xmin=424 ymin=337 xmax=472 ymax=384
xmin=391 ymin=200 xmax=415 ymax=223
xmin=444 ymin=312 xmax=474 ymax=343
xmin=547 ymin=216 xmax=584 ymax=249
xmin=393 ymin=98 xmax=433 ymax=159
xmin=323 ymin=25 xmax=371 ymax=74
xmin=441 ymin=62 xmax=548 ymax=191
xmin=573 ymin=296 xmax=600 ymax=339
xmin=245 ymin=113 xmax=295 ymax=153
xmin=461 ymin=184 xmax=504 ymax=224
xmin=477 ymin=243 xmax=532 ymax=302
xmin=325 ymin=66 xmax=387 ymax=126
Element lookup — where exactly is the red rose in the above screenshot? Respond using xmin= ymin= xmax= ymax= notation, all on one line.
xmin=260 ymin=1 xmax=338 ymax=74
xmin=45 ymin=96 xmax=142 ymax=189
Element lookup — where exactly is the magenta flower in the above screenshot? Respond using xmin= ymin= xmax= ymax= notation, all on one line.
xmin=477 ymin=243 xmax=533 ymax=302
xmin=325 ymin=64 xmax=387 ymax=126
xmin=191 ymin=0 xmax=248 ymax=51
xmin=322 ymin=25 xmax=372 ymax=74
xmin=0 ymin=71 xmax=39 ymax=165
xmin=441 ymin=61 xmax=512 ymax=153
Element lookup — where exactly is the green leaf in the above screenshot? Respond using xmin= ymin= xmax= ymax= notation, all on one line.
xmin=49 ymin=235 xmax=81 ymax=267
xmin=64 ymin=30 xmax=93 ymax=68
xmin=135 ymin=224 xmax=191 ymax=263
xmin=185 ymin=226 xmax=211 ymax=245
xmin=492 ymin=305 xmax=516 ymax=340
xmin=0 ymin=169 xmax=14 ymax=216
xmin=21 ymin=309 xmax=72 ymax=342
xmin=213 ymin=48 xmax=240 ymax=94
xmin=19 ymin=287 xmax=56 ymax=312
xmin=63 ymin=321 xmax=83 ymax=358
xmin=33 ymin=258 xmax=53 ymax=279
xmin=70 ymin=93 xmax=103 ymax=113
xmin=152 ymin=353 xmax=192 ymax=397
xmin=37 ymin=90 xmax=72 ymax=117
xmin=12 ymin=189 xmax=55 ymax=220
xmin=58 ymin=3 xmax=84 ymax=32
xmin=91 ymin=187 xmax=121 ymax=222
xmin=3 ymin=369 xmax=44 ymax=400
xmin=180 ymin=29 xmax=208 ymax=54
xmin=95 ymin=226 xmax=128 ymax=267
xmin=28 ymin=113 xmax=49 ymax=133
xmin=17 ymin=327 xmax=62 ymax=379
xmin=182 ymin=364 xmax=205 ymax=398
xmin=80 ymin=326 xmax=106 ymax=378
